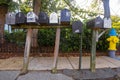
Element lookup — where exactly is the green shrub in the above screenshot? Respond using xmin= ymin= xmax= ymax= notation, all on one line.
xmin=4 ymin=30 xmax=26 ymax=46
xmin=4 ymin=27 xmax=112 ymax=53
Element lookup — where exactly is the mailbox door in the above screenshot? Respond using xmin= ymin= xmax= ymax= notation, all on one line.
xmin=38 ymin=12 xmax=49 ymax=24
xmin=60 ymin=9 xmax=71 ymax=25
xmin=6 ymin=12 xmax=16 ymax=25
xmin=15 ymin=12 xmax=26 ymax=24
xmin=94 ymin=16 xmax=103 ymax=28
xmin=49 ymin=12 xmax=58 ymax=24
xmin=72 ymin=20 xmax=83 ymax=34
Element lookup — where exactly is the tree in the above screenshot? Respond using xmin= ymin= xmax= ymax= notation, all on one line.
xmin=31 ymin=0 xmax=41 ymax=47
xmin=0 ymin=0 xmax=18 ymax=44
xmin=0 ymin=4 xmax=8 ymax=44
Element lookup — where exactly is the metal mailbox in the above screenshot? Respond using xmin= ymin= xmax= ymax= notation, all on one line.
xmin=60 ymin=9 xmax=71 ymax=25
xmin=27 ymin=11 xmax=38 ymax=23
xmin=5 ymin=12 xmax=16 ymax=25
xmin=15 ymin=12 xmax=26 ymax=24
xmin=94 ymin=16 xmax=103 ymax=28
xmin=72 ymin=20 xmax=83 ymax=34
xmin=49 ymin=12 xmax=58 ymax=24
xmin=86 ymin=16 xmax=103 ymax=29
xmin=103 ymin=18 xmax=111 ymax=28
xmin=38 ymin=12 xmax=49 ymax=25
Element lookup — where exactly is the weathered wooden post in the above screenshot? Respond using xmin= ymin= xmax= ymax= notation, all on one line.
xmin=52 ymin=9 xmax=71 ymax=73
xmin=86 ymin=16 xmax=103 ymax=72
xmin=90 ymin=16 xmax=103 ymax=72
xmin=89 ymin=0 xmax=111 ymax=72
xmin=15 ymin=11 xmax=28 ymax=74
xmin=50 ymin=12 xmax=60 ymax=73
xmin=21 ymin=29 xmax=32 ymax=74
xmin=90 ymin=30 xmax=97 ymax=72
xmin=52 ymin=28 xmax=61 ymax=73
xmin=21 ymin=0 xmax=41 ymax=74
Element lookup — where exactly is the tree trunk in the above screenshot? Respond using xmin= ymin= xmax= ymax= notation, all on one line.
xmin=0 ymin=5 xmax=8 ymax=44
xmin=31 ymin=0 xmax=41 ymax=47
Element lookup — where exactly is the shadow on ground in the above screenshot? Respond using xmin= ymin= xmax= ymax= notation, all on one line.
xmin=62 ymin=68 xmax=120 ymax=80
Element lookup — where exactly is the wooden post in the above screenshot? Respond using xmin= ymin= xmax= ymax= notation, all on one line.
xmin=90 ymin=30 xmax=97 ymax=72
xmin=52 ymin=28 xmax=61 ymax=73
xmin=21 ymin=29 xmax=32 ymax=74
xmin=79 ymin=33 xmax=82 ymax=70
xmin=21 ymin=0 xmax=41 ymax=74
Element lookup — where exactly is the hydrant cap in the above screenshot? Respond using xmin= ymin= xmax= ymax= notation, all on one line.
xmin=109 ymin=28 xmax=117 ymax=36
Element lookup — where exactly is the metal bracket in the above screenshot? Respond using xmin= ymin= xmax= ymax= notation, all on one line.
xmin=96 ymin=29 xmax=108 ymax=42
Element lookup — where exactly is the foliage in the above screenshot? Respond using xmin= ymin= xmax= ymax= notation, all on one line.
xmin=0 ymin=0 xmax=11 ymax=5
xmin=96 ymin=31 xmax=109 ymax=51
xmin=37 ymin=28 xmax=56 ymax=47
xmin=60 ymin=28 xmax=80 ymax=52
xmin=19 ymin=0 xmax=32 ymax=14
xmin=111 ymin=15 xmax=120 ymax=39
xmin=112 ymin=16 xmax=120 ymax=29
xmin=4 ymin=30 xmax=26 ymax=46
xmin=0 ymin=0 xmax=19 ymax=12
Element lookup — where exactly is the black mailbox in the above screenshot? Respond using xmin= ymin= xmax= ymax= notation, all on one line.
xmin=5 ymin=12 xmax=16 ymax=25
xmin=60 ymin=9 xmax=71 ymax=25
xmin=38 ymin=12 xmax=49 ymax=25
xmin=15 ymin=12 xmax=26 ymax=24
xmin=72 ymin=20 xmax=83 ymax=34
xmin=86 ymin=16 xmax=103 ymax=29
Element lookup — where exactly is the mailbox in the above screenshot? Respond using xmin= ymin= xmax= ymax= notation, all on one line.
xmin=38 ymin=12 xmax=49 ymax=25
xmin=86 ymin=16 xmax=103 ymax=29
xmin=5 ymin=12 xmax=16 ymax=25
xmin=94 ymin=16 xmax=103 ymax=28
xmin=72 ymin=20 xmax=83 ymax=34
xmin=27 ymin=11 xmax=38 ymax=23
xmin=103 ymin=18 xmax=111 ymax=28
xmin=49 ymin=12 xmax=58 ymax=24
xmin=15 ymin=12 xmax=26 ymax=24
xmin=60 ymin=9 xmax=71 ymax=25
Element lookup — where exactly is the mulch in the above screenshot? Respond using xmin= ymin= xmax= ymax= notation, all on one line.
xmin=0 ymin=52 xmax=110 ymax=59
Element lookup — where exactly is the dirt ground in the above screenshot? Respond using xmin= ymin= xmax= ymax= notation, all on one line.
xmin=0 ymin=52 xmax=109 ymax=59
xmin=62 ymin=68 xmax=120 ymax=80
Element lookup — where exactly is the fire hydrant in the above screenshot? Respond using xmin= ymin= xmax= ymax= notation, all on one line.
xmin=107 ymin=28 xmax=119 ymax=60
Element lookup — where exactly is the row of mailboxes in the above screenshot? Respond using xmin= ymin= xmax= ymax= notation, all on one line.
xmin=5 ymin=9 xmax=71 ymax=25
xmin=86 ymin=16 xmax=112 ymax=29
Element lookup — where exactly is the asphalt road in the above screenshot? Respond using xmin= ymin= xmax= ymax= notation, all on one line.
xmin=0 ymin=68 xmax=120 ymax=80
xmin=0 ymin=70 xmax=73 ymax=80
